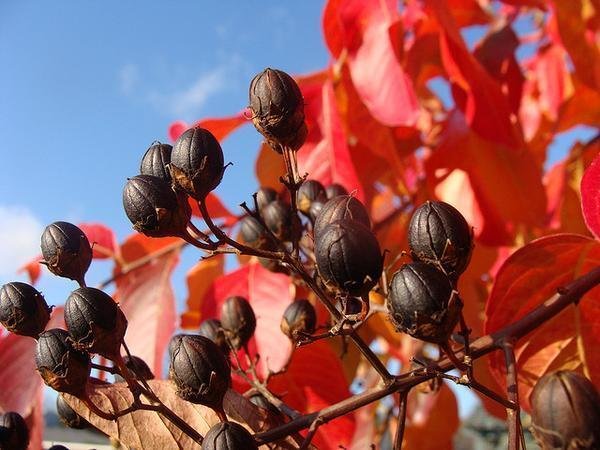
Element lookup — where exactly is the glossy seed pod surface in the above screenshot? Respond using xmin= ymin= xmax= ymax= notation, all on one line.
xmin=140 ymin=142 xmax=173 ymax=182
xmin=0 ymin=281 xmax=51 ymax=338
xmin=0 ymin=412 xmax=29 ymax=450
xmin=315 ymin=220 xmax=382 ymax=296
xmin=202 ymin=421 xmax=258 ymax=450
xmin=40 ymin=221 xmax=92 ymax=283
xmin=387 ymin=262 xmax=460 ymax=343
xmin=56 ymin=395 xmax=89 ymax=429
xmin=530 ymin=370 xmax=600 ymax=449
xmin=280 ymin=299 xmax=317 ymax=341
xmin=313 ymin=195 xmax=371 ymax=238
xmin=220 ymin=296 xmax=256 ymax=350
xmin=297 ymin=179 xmax=326 ymax=215
xmin=198 ymin=318 xmax=229 ymax=354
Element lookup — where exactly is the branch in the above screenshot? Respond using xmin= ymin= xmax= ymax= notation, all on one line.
xmin=502 ymin=339 xmax=523 ymax=450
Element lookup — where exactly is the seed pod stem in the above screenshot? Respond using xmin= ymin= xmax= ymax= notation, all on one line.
xmin=502 ymin=339 xmax=525 ymax=450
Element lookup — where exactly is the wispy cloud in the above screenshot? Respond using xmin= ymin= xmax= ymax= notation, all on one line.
xmin=118 ymin=63 xmax=140 ymax=95
xmin=0 ymin=205 xmax=43 ymax=282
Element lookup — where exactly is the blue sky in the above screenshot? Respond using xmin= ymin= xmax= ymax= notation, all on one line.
xmin=1 ymin=1 xmax=596 ymax=421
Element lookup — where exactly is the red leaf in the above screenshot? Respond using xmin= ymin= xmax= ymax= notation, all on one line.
xmin=532 ymin=44 xmax=573 ymax=122
xmin=17 ymin=255 xmax=42 ymax=285
xmin=180 ymin=255 xmax=225 ymax=329
xmin=188 ymin=192 xmax=236 ymax=226
xmin=297 ymin=74 xmax=365 ymax=201
xmin=581 ymin=151 xmax=600 ymax=239
xmin=324 ymin=0 xmax=420 ymax=126
xmin=202 ymin=262 xmax=293 ymax=377
xmin=78 ymin=222 xmax=118 ymax=259
xmin=113 ymin=234 xmax=181 ymax=376
xmin=427 ymin=111 xmax=546 ymax=245
xmin=268 ymin=341 xmax=355 ymax=450
xmin=168 ymin=113 xmax=247 ymax=142
xmin=426 ymin=0 xmax=523 ymax=148
xmin=484 ymin=234 xmax=600 ymax=411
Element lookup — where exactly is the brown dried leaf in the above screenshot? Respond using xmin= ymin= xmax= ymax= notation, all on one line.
xmin=64 ymin=380 xmax=286 ymax=450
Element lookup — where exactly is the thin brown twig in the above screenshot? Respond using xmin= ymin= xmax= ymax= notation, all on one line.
xmin=503 ymin=339 xmax=524 ymax=450
xmin=393 ymin=391 xmax=408 ymax=450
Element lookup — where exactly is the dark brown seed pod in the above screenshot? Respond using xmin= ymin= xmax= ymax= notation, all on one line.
xmin=0 ymin=281 xmax=51 ymax=338
xmin=123 ymin=174 xmax=191 ymax=238
xmin=198 ymin=318 xmax=229 ymax=354
xmin=56 ymin=394 xmax=89 ymax=429
xmin=123 ymin=355 xmax=154 ymax=380
xmin=0 ymin=412 xmax=29 ymax=450
xmin=280 ymin=299 xmax=317 ymax=341
xmin=168 ymin=334 xmax=231 ymax=409
xmin=530 ymin=370 xmax=600 ymax=449
xmin=297 ymin=180 xmax=326 ymax=215
xmin=325 ymin=183 xmax=348 ymax=199
xmin=262 ymin=199 xmax=293 ymax=241
xmin=169 ymin=127 xmax=225 ymax=200
xmin=48 ymin=446 xmax=70 ymax=450
xmin=40 ymin=221 xmax=92 ymax=284
xmin=35 ymin=328 xmax=91 ymax=395
xmin=387 ymin=262 xmax=461 ymax=344
xmin=249 ymin=68 xmax=307 ymax=152
xmin=408 ymin=201 xmax=473 ymax=279
xmin=64 ymin=287 xmax=127 ymax=358
xmin=203 ymin=421 xmax=258 ymax=450
xmin=313 ymin=195 xmax=371 ymax=239
xmin=308 ymin=199 xmax=325 ymax=223
xmin=239 ymin=216 xmax=273 ymax=250
xmin=255 ymin=186 xmax=279 ymax=212
xmin=248 ymin=393 xmax=281 ymax=417
xmin=315 ymin=220 xmax=383 ymax=297
xmin=140 ymin=142 xmax=173 ymax=182
xmin=220 ymin=296 xmax=256 ymax=350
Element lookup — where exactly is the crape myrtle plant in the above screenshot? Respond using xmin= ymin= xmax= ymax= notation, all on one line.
xmin=2 ymin=1 xmax=600 ymax=449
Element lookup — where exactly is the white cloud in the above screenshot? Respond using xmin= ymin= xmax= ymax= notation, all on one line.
xmin=148 ymin=67 xmax=226 ymax=120
xmin=118 ymin=63 xmax=140 ymax=95
xmin=0 ymin=205 xmax=43 ymax=281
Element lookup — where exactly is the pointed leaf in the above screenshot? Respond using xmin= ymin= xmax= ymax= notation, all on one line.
xmin=168 ymin=113 xmax=247 ymax=142
xmin=78 ymin=222 xmax=119 ymax=259
xmin=17 ymin=255 xmax=42 ymax=285
xmin=180 ymin=256 xmax=225 ymax=329
xmin=582 ymin=151 xmax=600 ymax=239
xmin=484 ymin=234 xmax=600 ymax=411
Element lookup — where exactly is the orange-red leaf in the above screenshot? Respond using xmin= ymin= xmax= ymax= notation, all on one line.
xmin=168 ymin=113 xmax=247 ymax=142
xmin=17 ymin=256 xmax=42 ymax=285
xmin=268 ymin=341 xmax=355 ymax=450
xmin=78 ymin=222 xmax=118 ymax=259
xmin=180 ymin=255 xmax=225 ymax=329
xmin=582 ymin=151 xmax=600 ymax=239
xmin=484 ymin=234 xmax=600 ymax=411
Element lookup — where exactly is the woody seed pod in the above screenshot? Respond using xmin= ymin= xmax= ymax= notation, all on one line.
xmin=387 ymin=262 xmax=460 ymax=344
xmin=56 ymin=395 xmax=89 ymax=429
xmin=169 ymin=334 xmax=231 ymax=409
xmin=249 ymin=68 xmax=307 ymax=152
xmin=313 ymin=195 xmax=371 ymax=239
xmin=297 ymin=179 xmax=326 ymax=215
xmin=64 ymin=287 xmax=127 ymax=358
xmin=262 ymin=199 xmax=293 ymax=241
xmin=255 ymin=186 xmax=279 ymax=212
xmin=325 ymin=183 xmax=348 ymax=199
xmin=123 ymin=355 xmax=154 ymax=380
xmin=203 ymin=421 xmax=258 ymax=450
xmin=408 ymin=201 xmax=473 ymax=278
xmin=220 ymin=296 xmax=256 ymax=350
xmin=0 ymin=281 xmax=51 ymax=338
xmin=239 ymin=216 xmax=273 ymax=250
xmin=315 ymin=220 xmax=383 ymax=297
xmin=198 ymin=318 xmax=229 ymax=354
xmin=280 ymin=299 xmax=317 ymax=341
xmin=170 ymin=127 xmax=225 ymax=200
xmin=35 ymin=328 xmax=91 ymax=395
xmin=530 ymin=370 xmax=600 ymax=449
xmin=41 ymin=221 xmax=92 ymax=284
xmin=123 ymin=174 xmax=191 ymax=238
xmin=0 ymin=412 xmax=29 ymax=450
xmin=140 ymin=142 xmax=173 ymax=182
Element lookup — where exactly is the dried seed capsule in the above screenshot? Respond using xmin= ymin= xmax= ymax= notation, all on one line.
xmin=308 ymin=199 xmax=325 ymax=223
xmin=0 ymin=281 xmax=51 ymax=338
xmin=249 ymin=68 xmax=307 ymax=152
xmin=170 ymin=127 xmax=225 ymax=200
xmin=325 ymin=183 xmax=348 ymax=199
xmin=168 ymin=334 xmax=231 ymax=409
xmin=140 ymin=142 xmax=173 ymax=182
xmin=40 ymin=221 xmax=92 ymax=284
xmin=203 ymin=421 xmax=258 ymax=450
xmin=313 ymin=195 xmax=371 ymax=239
xmin=408 ymin=201 xmax=473 ymax=278
xmin=198 ymin=318 xmax=229 ymax=354
xmin=239 ymin=216 xmax=273 ymax=250
xmin=387 ymin=262 xmax=460 ymax=344
xmin=56 ymin=395 xmax=89 ymax=429
xmin=255 ymin=186 xmax=279 ymax=212
xmin=123 ymin=174 xmax=191 ymax=238
xmin=248 ymin=393 xmax=281 ymax=416
xmin=315 ymin=220 xmax=383 ymax=297
xmin=123 ymin=355 xmax=154 ymax=380
xmin=35 ymin=328 xmax=91 ymax=395
xmin=530 ymin=370 xmax=600 ymax=449
xmin=297 ymin=180 xmax=326 ymax=215
xmin=0 ymin=412 xmax=29 ymax=450
xmin=220 ymin=296 xmax=256 ymax=350
xmin=262 ymin=199 xmax=293 ymax=241
xmin=64 ymin=287 xmax=127 ymax=358
xmin=280 ymin=299 xmax=317 ymax=341
xmin=48 ymin=446 xmax=70 ymax=450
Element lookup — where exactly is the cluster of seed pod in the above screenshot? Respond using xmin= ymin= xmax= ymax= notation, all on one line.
xmin=386 ymin=201 xmax=473 ymax=344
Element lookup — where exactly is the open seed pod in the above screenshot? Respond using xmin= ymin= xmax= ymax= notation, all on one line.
xmin=387 ymin=262 xmax=461 ymax=344
xmin=315 ymin=219 xmax=383 ymax=297
xmin=530 ymin=370 xmax=600 ymax=449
